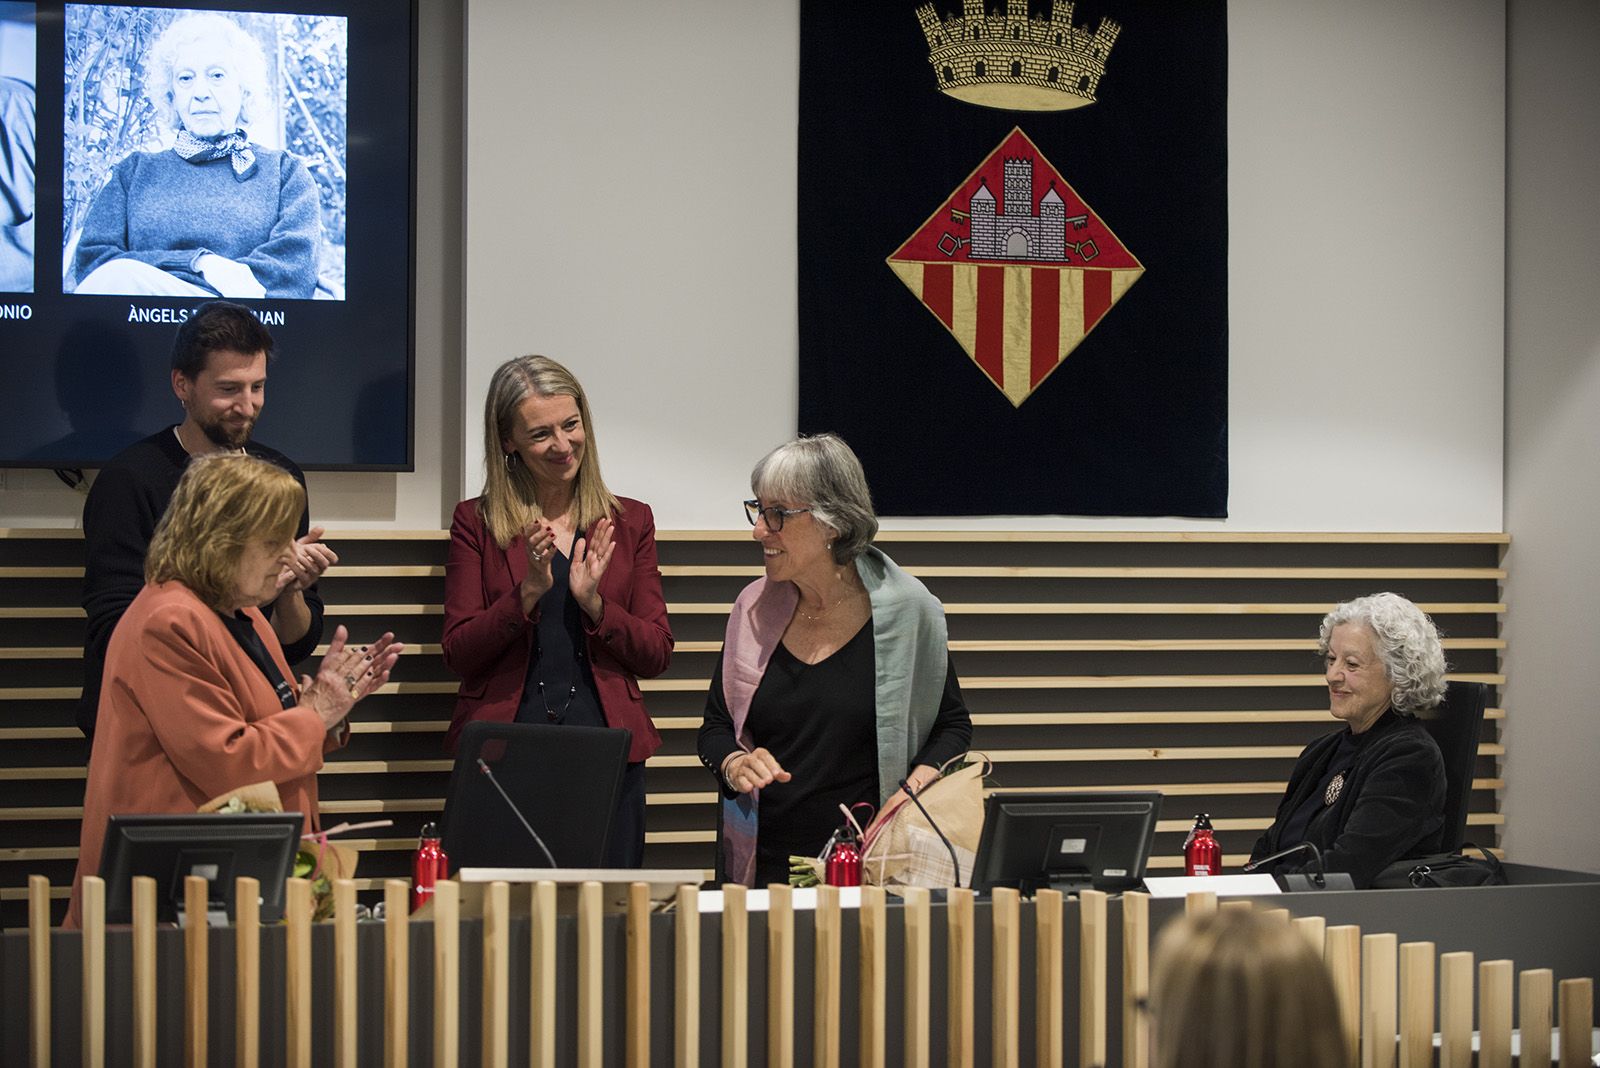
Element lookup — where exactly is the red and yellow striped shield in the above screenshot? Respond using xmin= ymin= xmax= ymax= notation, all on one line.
xmin=887 ymin=127 xmax=1144 ymax=407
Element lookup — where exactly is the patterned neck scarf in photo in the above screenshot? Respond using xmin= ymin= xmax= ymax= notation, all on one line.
xmin=173 ymin=128 xmax=257 ymax=181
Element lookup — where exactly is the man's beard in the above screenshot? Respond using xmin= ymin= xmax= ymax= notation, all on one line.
xmin=197 ymin=412 xmax=256 ymax=449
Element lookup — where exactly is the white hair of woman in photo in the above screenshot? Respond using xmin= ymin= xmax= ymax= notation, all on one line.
xmin=72 ymin=11 xmax=321 ymax=299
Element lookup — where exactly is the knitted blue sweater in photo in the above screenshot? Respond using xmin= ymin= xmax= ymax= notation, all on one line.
xmin=74 ymin=146 xmax=320 ymax=298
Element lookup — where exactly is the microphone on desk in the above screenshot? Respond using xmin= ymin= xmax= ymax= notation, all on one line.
xmin=476 ymin=757 xmax=558 ymax=869
xmin=898 ymin=778 xmax=965 ymax=888
xmin=1243 ymin=841 xmax=1354 ymax=891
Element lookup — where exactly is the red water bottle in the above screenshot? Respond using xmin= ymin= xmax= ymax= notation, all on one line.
xmin=1183 ymin=813 xmax=1221 ymax=877
xmin=824 ymin=829 xmax=863 ymax=887
xmin=411 ymin=821 xmax=448 ymax=912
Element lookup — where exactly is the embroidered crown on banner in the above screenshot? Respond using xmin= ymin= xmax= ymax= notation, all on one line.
xmin=914 ymin=0 xmax=1121 ymax=112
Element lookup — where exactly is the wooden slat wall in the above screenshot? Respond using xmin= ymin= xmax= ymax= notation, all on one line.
xmin=0 ymin=529 xmax=1507 ymax=923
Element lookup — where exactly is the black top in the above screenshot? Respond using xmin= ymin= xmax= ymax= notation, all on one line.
xmin=699 ymin=623 xmax=973 ymax=885
xmin=1250 ymin=709 xmax=1447 ymax=889
xmin=216 ymin=610 xmax=297 ymax=711
xmin=516 ymin=541 xmax=604 ymax=729
xmin=78 ymin=426 xmax=321 ymax=739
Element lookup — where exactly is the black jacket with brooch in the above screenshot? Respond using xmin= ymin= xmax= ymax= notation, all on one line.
xmin=1249 ymin=709 xmax=1446 ymax=889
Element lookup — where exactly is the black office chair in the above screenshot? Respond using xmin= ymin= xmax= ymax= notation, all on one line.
xmin=1416 ymin=680 xmax=1488 ymax=853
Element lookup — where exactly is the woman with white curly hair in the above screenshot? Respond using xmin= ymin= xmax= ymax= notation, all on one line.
xmin=73 ymin=11 xmax=319 ymax=298
xmin=1248 ymin=592 xmax=1448 ymax=888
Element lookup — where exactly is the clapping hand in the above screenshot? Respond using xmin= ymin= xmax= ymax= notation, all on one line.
xmin=569 ymin=517 xmax=615 ymax=622
xmin=277 ymin=526 xmax=339 ymax=595
xmin=518 ymin=522 xmax=558 ymax=614
xmin=300 ymin=626 xmax=403 ymax=730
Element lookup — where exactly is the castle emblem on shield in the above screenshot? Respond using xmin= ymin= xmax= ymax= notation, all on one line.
xmin=887 ymin=127 xmax=1144 ymax=406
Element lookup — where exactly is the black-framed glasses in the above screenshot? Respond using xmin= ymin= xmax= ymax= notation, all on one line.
xmin=743 ymin=499 xmax=811 ymax=531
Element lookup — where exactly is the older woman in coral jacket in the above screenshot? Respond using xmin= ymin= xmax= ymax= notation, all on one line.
xmin=443 ymin=355 xmax=672 ymax=866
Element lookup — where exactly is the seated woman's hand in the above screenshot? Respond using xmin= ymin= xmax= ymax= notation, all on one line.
xmin=300 ymin=626 xmax=404 ymax=730
xmin=721 ymin=747 xmax=791 ymax=794
xmin=197 ymin=253 xmax=266 ymax=300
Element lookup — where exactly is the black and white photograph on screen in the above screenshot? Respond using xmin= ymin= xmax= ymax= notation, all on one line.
xmin=0 ymin=2 xmax=34 ymax=294
xmin=62 ymin=4 xmax=347 ymax=300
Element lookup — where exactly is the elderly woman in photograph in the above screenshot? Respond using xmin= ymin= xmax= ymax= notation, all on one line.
xmin=442 ymin=356 xmax=672 ymax=867
xmin=1248 ymin=592 xmax=1448 ymax=888
xmin=72 ymin=11 xmax=319 ymax=299
xmin=66 ymin=454 xmax=400 ymax=928
xmin=697 ymin=434 xmax=973 ymax=886
xmin=1149 ymin=908 xmax=1349 ymax=1068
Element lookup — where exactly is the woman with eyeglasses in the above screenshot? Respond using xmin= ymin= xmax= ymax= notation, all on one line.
xmin=697 ymin=434 xmax=972 ymax=886
xmin=442 ymin=356 xmax=672 ymax=866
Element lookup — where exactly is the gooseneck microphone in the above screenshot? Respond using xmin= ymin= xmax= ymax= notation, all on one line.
xmin=476 ymin=758 xmax=559 ymax=869
xmin=1243 ymin=840 xmax=1332 ymax=888
xmin=898 ymin=777 xmax=965 ymax=888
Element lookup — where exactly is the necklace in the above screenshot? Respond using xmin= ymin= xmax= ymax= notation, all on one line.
xmin=535 ymin=678 xmax=577 ymax=724
xmin=795 ymin=586 xmax=860 ymax=622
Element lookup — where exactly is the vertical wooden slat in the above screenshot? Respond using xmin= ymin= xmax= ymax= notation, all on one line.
xmin=901 ymin=886 xmax=931 ymax=1068
xmin=947 ymin=887 xmax=975 ymax=1068
xmin=131 ymin=876 xmax=157 ymax=1068
xmin=767 ymin=883 xmax=795 ymax=1068
xmin=1325 ymin=925 xmax=1360 ymax=1068
xmin=1183 ymin=890 xmax=1216 ymax=917
xmin=1078 ymin=889 xmax=1109 ymax=1068
xmin=578 ymin=881 xmax=605 ymax=1068
xmin=1558 ymin=978 xmax=1593 ymax=1068
xmin=674 ymin=885 xmax=700 ymax=1068
xmin=1219 ymin=898 xmax=1254 ymax=913
xmin=28 ymin=875 xmax=49 ymax=1068
xmin=433 ymin=879 xmax=460 ymax=1068
xmin=991 ymin=886 xmax=1020 ymax=1068
xmin=1295 ymin=915 xmax=1327 ymax=959
xmin=284 ymin=878 xmax=313 ymax=1068
xmin=859 ymin=885 xmax=888 ymax=1068
xmin=1361 ymin=933 xmax=1397 ymax=1068
xmin=813 ymin=884 xmax=842 ymax=1068
xmin=1261 ymin=907 xmax=1291 ymax=925
xmin=184 ymin=876 xmax=208 ymax=1068
xmin=1035 ymin=888 xmax=1065 ymax=1068
xmin=531 ymin=881 xmax=558 ymax=1068
xmin=721 ymin=883 xmax=749 ymax=1068
xmin=332 ymin=879 xmax=357 ymax=1068
xmin=482 ymin=880 xmax=510 ymax=1068
xmin=1476 ymin=959 xmax=1512 ymax=1068
xmin=234 ymin=876 xmax=261 ymax=1068
xmin=1519 ymin=968 xmax=1553 ymax=1068
xmin=81 ymin=875 xmax=106 ymax=1068
xmin=1119 ymin=891 xmax=1149 ymax=1068
xmin=384 ymin=879 xmax=409 ymax=1068
xmin=1438 ymin=950 xmax=1474 ymax=1068
xmin=1397 ymin=942 xmax=1435 ymax=1068
xmin=627 ymin=882 xmax=653 ymax=1068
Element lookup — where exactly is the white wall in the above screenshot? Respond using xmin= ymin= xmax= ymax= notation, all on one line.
xmin=463 ymin=0 xmax=1506 ymax=532
xmin=1501 ymin=0 xmax=1600 ymax=865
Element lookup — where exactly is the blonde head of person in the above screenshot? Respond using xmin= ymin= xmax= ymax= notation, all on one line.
xmin=1149 ymin=908 xmax=1348 ymax=1068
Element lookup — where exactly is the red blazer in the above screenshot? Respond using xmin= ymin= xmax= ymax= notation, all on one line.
xmin=442 ymin=496 xmax=673 ymax=762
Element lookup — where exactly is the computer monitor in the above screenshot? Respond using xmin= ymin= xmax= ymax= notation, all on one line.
xmin=969 ymin=791 xmax=1163 ymax=895
xmin=97 ymin=812 xmax=304 ymax=924
xmin=438 ymin=722 xmax=631 ymax=871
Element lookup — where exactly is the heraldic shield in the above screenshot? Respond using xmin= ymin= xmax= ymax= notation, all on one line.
xmin=887 ymin=127 xmax=1144 ymax=407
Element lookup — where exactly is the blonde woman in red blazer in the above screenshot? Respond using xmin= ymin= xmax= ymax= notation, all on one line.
xmin=67 ymin=454 xmax=400 ymax=928
xmin=443 ymin=356 xmax=672 ymax=866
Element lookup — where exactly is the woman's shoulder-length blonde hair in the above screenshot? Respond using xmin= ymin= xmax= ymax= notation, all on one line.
xmin=478 ymin=355 xmax=619 ymax=549
xmin=145 ymin=452 xmax=303 ymax=613
xmin=1150 ymin=908 xmax=1349 ymax=1068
